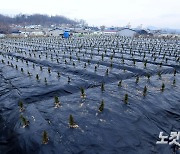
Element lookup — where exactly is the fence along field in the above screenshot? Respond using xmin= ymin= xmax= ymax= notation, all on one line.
xmin=0 ymin=35 xmax=179 ymax=153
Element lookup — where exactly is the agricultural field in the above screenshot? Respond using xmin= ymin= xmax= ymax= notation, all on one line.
xmin=0 ymin=35 xmax=179 ymax=154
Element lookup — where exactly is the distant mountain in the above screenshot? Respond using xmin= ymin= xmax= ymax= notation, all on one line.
xmin=146 ymin=26 xmax=160 ymax=30
xmin=146 ymin=26 xmax=180 ymax=34
xmin=0 ymin=14 xmax=79 ymax=34
xmin=0 ymin=14 xmax=78 ymax=25
xmin=162 ymin=28 xmax=180 ymax=34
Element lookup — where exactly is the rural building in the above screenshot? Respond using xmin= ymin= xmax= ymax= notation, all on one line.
xmin=9 ymin=30 xmax=23 ymax=37
xmin=117 ymin=28 xmax=137 ymax=37
xmin=29 ymin=31 xmax=44 ymax=37
xmin=20 ymin=31 xmax=29 ymax=37
xmin=103 ymin=27 xmax=118 ymax=34
xmin=135 ymin=29 xmax=153 ymax=37
xmin=0 ymin=33 xmax=6 ymax=38
xmin=71 ymin=28 xmax=88 ymax=34
xmin=117 ymin=28 xmax=153 ymax=37
xmin=48 ymin=28 xmax=64 ymax=36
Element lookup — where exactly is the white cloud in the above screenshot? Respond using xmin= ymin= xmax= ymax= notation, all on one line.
xmin=0 ymin=0 xmax=179 ymax=28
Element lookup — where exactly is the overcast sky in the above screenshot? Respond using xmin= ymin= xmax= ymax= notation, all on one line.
xmin=0 ymin=0 xmax=180 ymax=29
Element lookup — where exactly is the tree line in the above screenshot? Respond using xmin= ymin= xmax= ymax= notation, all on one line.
xmin=0 ymin=14 xmax=79 ymax=34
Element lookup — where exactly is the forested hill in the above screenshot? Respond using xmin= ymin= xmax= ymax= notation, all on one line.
xmin=0 ymin=14 xmax=77 ymax=26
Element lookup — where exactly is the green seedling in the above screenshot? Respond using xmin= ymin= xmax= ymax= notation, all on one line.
xmin=95 ymin=65 xmax=97 ymax=72
xmin=57 ymin=72 xmax=60 ymax=78
xmin=118 ymin=80 xmax=122 ymax=87
xmin=21 ymin=68 xmax=23 ymax=73
xmin=101 ymin=54 xmax=104 ymax=61
xmin=27 ymin=71 xmax=31 ymax=76
xmin=97 ymin=61 xmax=100 ymax=67
xmin=136 ymin=76 xmax=139 ymax=84
xmin=133 ymin=59 xmax=136 ymax=65
xmin=144 ymin=60 xmax=147 ymax=68
xmin=42 ymin=131 xmax=49 ymax=144
xmin=99 ymin=100 xmax=104 ymax=112
xmin=101 ymin=82 xmax=105 ymax=92
xmin=44 ymin=77 xmax=47 ymax=84
xmin=165 ymin=58 xmax=168 ymax=63
xmin=80 ymin=87 xmax=86 ymax=98
xmin=69 ymin=114 xmax=78 ymax=128
xmin=161 ymin=83 xmax=165 ymax=92
xmin=84 ymin=63 xmax=86 ymax=68
xmin=143 ymin=54 xmax=146 ymax=59
xmin=122 ymin=58 xmax=124 ymax=64
xmin=106 ymin=69 xmax=109 ymax=75
xmin=20 ymin=115 xmax=29 ymax=128
xmin=143 ymin=86 xmax=147 ymax=96
xmin=124 ymin=94 xmax=128 ymax=104
xmin=65 ymin=59 xmax=67 ymax=64
xmin=173 ymin=79 xmax=176 ymax=85
xmin=110 ymin=62 xmax=113 ymax=68
xmin=36 ymin=74 xmax=39 ymax=80
xmin=147 ymin=74 xmax=151 ymax=80
xmin=11 ymin=63 xmax=14 ymax=68
xmin=18 ymin=101 xmax=24 ymax=112
xmin=40 ymin=66 xmax=43 ymax=71
xmin=54 ymin=96 xmax=60 ymax=108
xmin=68 ymin=76 xmax=71 ymax=83
xmin=48 ymin=68 xmax=51 ymax=74
xmin=158 ymin=72 xmax=161 ymax=78
xmin=87 ymin=59 xmax=90 ymax=64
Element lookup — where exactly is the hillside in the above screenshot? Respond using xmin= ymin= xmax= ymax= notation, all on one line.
xmin=0 ymin=14 xmax=78 ymax=33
